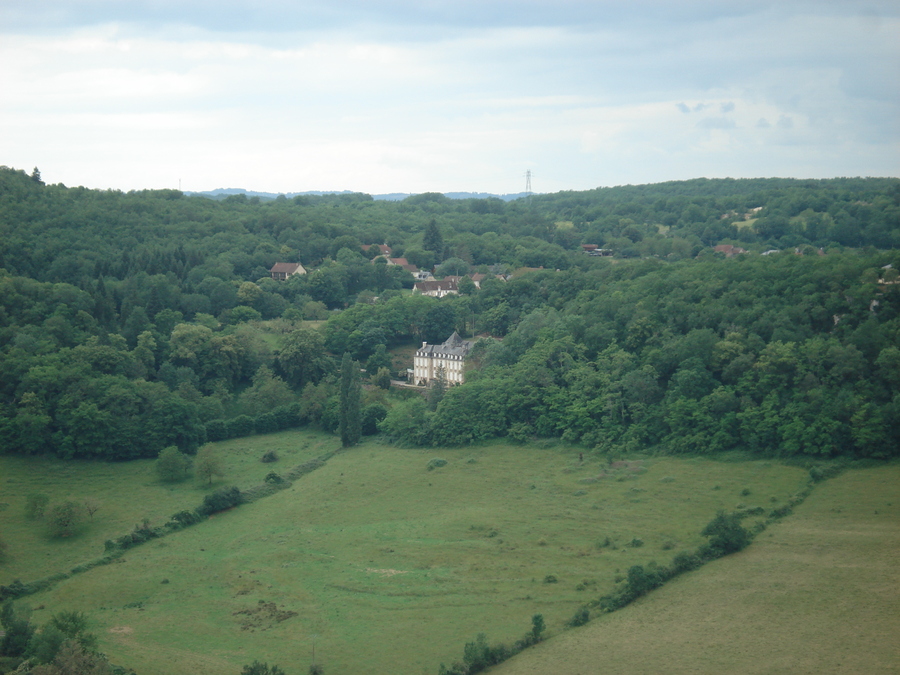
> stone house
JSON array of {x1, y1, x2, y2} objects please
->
[{"x1": 413, "y1": 331, "x2": 472, "y2": 386}]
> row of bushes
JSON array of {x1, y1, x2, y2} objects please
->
[
  {"x1": 438, "y1": 615, "x2": 546, "y2": 675},
  {"x1": 205, "y1": 405, "x2": 304, "y2": 442},
  {"x1": 432, "y1": 464, "x2": 838, "y2": 674},
  {"x1": 204, "y1": 403, "x2": 387, "y2": 443},
  {"x1": 568, "y1": 465, "x2": 831, "y2": 626}
]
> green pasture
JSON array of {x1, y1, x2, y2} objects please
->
[
  {"x1": 2, "y1": 433, "x2": 812, "y2": 675},
  {"x1": 493, "y1": 464, "x2": 900, "y2": 675},
  {"x1": 0, "y1": 430, "x2": 338, "y2": 582}
]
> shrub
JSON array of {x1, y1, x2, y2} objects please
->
[
  {"x1": 264, "y1": 472, "x2": 284, "y2": 485},
  {"x1": 427, "y1": 458, "x2": 448, "y2": 471},
  {"x1": 769, "y1": 504, "x2": 793, "y2": 519},
  {"x1": 155, "y1": 446, "x2": 192, "y2": 482},
  {"x1": 567, "y1": 607, "x2": 590, "y2": 627},
  {"x1": 227, "y1": 415, "x2": 256, "y2": 439},
  {"x1": 255, "y1": 413, "x2": 279, "y2": 435},
  {"x1": 272, "y1": 404, "x2": 301, "y2": 430},
  {"x1": 361, "y1": 403, "x2": 388, "y2": 435},
  {"x1": 629, "y1": 537, "x2": 644, "y2": 548},
  {"x1": 700, "y1": 511, "x2": 751, "y2": 558},
  {"x1": 260, "y1": 450, "x2": 279, "y2": 463},
  {"x1": 543, "y1": 575, "x2": 558, "y2": 584},
  {"x1": 241, "y1": 661, "x2": 286, "y2": 675},
  {"x1": 670, "y1": 551, "x2": 702, "y2": 574},
  {"x1": 809, "y1": 464, "x2": 842, "y2": 483},
  {"x1": 47, "y1": 501, "x2": 82, "y2": 538},
  {"x1": 197, "y1": 486, "x2": 244, "y2": 516},
  {"x1": 170, "y1": 510, "x2": 202, "y2": 527}
]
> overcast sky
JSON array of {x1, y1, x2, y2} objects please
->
[{"x1": 1, "y1": 0, "x2": 897, "y2": 195}]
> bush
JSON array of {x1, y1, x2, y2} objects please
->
[
  {"x1": 427, "y1": 458, "x2": 448, "y2": 471},
  {"x1": 255, "y1": 413, "x2": 279, "y2": 435},
  {"x1": 700, "y1": 511, "x2": 751, "y2": 558},
  {"x1": 170, "y1": 510, "x2": 202, "y2": 528},
  {"x1": 567, "y1": 607, "x2": 590, "y2": 627},
  {"x1": 260, "y1": 450, "x2": 279, "y2": 463},
  {"x1": 264, "y1": 472, "x2": 284, "y2": 485},
  {"x1": 272, "y1": 404, "x2": 302, "y2": 430},
  {"x1": 670, "y1": 551, "x2": 702, "y2": 574},
  {"x1": 197, "y1": 486, "x2": 243, "y2": 516},
  {"x1": 227, "y1": 415, "x2": 256, "y2": 439},
  {"x1": 241, "y1": 661, "x2": 286, "y2": 675},
  {"x1": 47, "y1": 501, "x2": 82, "y2": 538},
  {"x1": 155, "y1": 446, "x2": 192, "y2": 482},
  {"x1": 361, "y1": 403, "x2": 388, "y2": 435}
]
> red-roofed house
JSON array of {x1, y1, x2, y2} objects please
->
[{"x1": 362, "y1": 244, "x2": 393, "y2": 257}]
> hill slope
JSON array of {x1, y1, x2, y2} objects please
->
[{"x1": 492, "y1": 464, "x2": 900, "y2": 675}]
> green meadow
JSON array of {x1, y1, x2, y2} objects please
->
[
  {"x1": 493, "y1": 464, "x2": 900, "y2": 675},
  {"x1": 1, "y1": 431, "x2": 816, "y2": 674}
]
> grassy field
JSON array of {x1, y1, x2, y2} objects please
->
[
  {"x1": 0, "y1": 430, "x2": 339, "y2": 583},
  {"x1": 1, "y1": 434, "x2": 813, "y2": 675},
  {"x1": 492, "y1": 464, "x2": 900, "y2": 675}
]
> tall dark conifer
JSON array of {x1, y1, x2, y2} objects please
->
[
  {"x1": 339, "y1": 352, "x2": 362, "y2": 447},
  {"x1": 423, "y1": 218, "x2": 443, "y2": 255}
]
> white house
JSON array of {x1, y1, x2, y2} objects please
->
[
  {"x1": 413, "y1": 279, "x2": 458, "y2": 298},
  {"x1": 413, "y1": 331, "x2": 472, "y2": 386}
]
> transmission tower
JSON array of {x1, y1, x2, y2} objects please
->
[{"x1": 524, "y1": 169, "x2": 533, "y2": 197}]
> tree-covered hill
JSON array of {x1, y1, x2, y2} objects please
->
[{"x1": 0, "y1": 166, "x2": 897, "y2": 460}]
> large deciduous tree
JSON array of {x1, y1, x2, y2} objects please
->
[{"x1": 277, "y1": 328, "x2": 330, "y2": 390}]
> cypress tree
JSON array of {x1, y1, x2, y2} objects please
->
[
  {"x1": 339, "y1": 352, "x2": 362, "y2": 447},
  {"x1": 423, "y1": 218, "x2": 444, "y2": 255}
]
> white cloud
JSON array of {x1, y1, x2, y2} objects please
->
[{"x1": 1, "y1": 2, "x2": 897, "y2": 193}]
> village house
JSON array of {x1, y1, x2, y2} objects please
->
[
  {"x1": 412, "y1": 331, "x2": 472, "y2": 386},
  {"x1": 269, "y1": 262, "x2": 307, "y2": 281},
  {"x1": 713, "y1": 244, "x2": 748, "y2": 257},
  {"x1": 361, "y1": 244, "x2": 392, "y2": 257},
  {"x1": 413, "y1": 278, "x2": 458, "y2": 297}
]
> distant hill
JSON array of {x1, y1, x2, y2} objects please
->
[{"x1": 185, "y1": 188, "x2": 531, "y2": 202}]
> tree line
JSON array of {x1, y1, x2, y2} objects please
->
[{"x1": 0, "y1": 165, "x2": 898, "y2": 461}]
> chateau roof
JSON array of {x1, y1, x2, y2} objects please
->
[{"x1": 418, "y1": 331, "x2": 472, "y2": 358}]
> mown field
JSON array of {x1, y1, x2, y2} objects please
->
[
  {"x1": 2, "y1": 433, "x2": 814, "y2": 674},
  {"x1": 493, "y1": 464, "x2": 900, "y2": 675}
]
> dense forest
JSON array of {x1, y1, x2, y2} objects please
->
[{"x1": 1, "y1": 166, "x2": 898, "y2": 460}]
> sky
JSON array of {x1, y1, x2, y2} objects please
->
[{"x1": 1, "y1": 1, "x2": 898, "y2": 195}]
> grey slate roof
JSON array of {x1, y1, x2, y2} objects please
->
[{"x1": 417, "y1": 331, "x2": 472, "y2": 358}]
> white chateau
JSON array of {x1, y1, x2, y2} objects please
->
[{"x1": 413, "y1": 331, "x2": 472, "y2": 386}]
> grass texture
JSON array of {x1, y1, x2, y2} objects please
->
[
  {"x1": 1, "y1": 435, "x2": 812, "y2": 674},
  {"x1": 492, "y1": 464, "x2": 900, "y2": 675}
]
